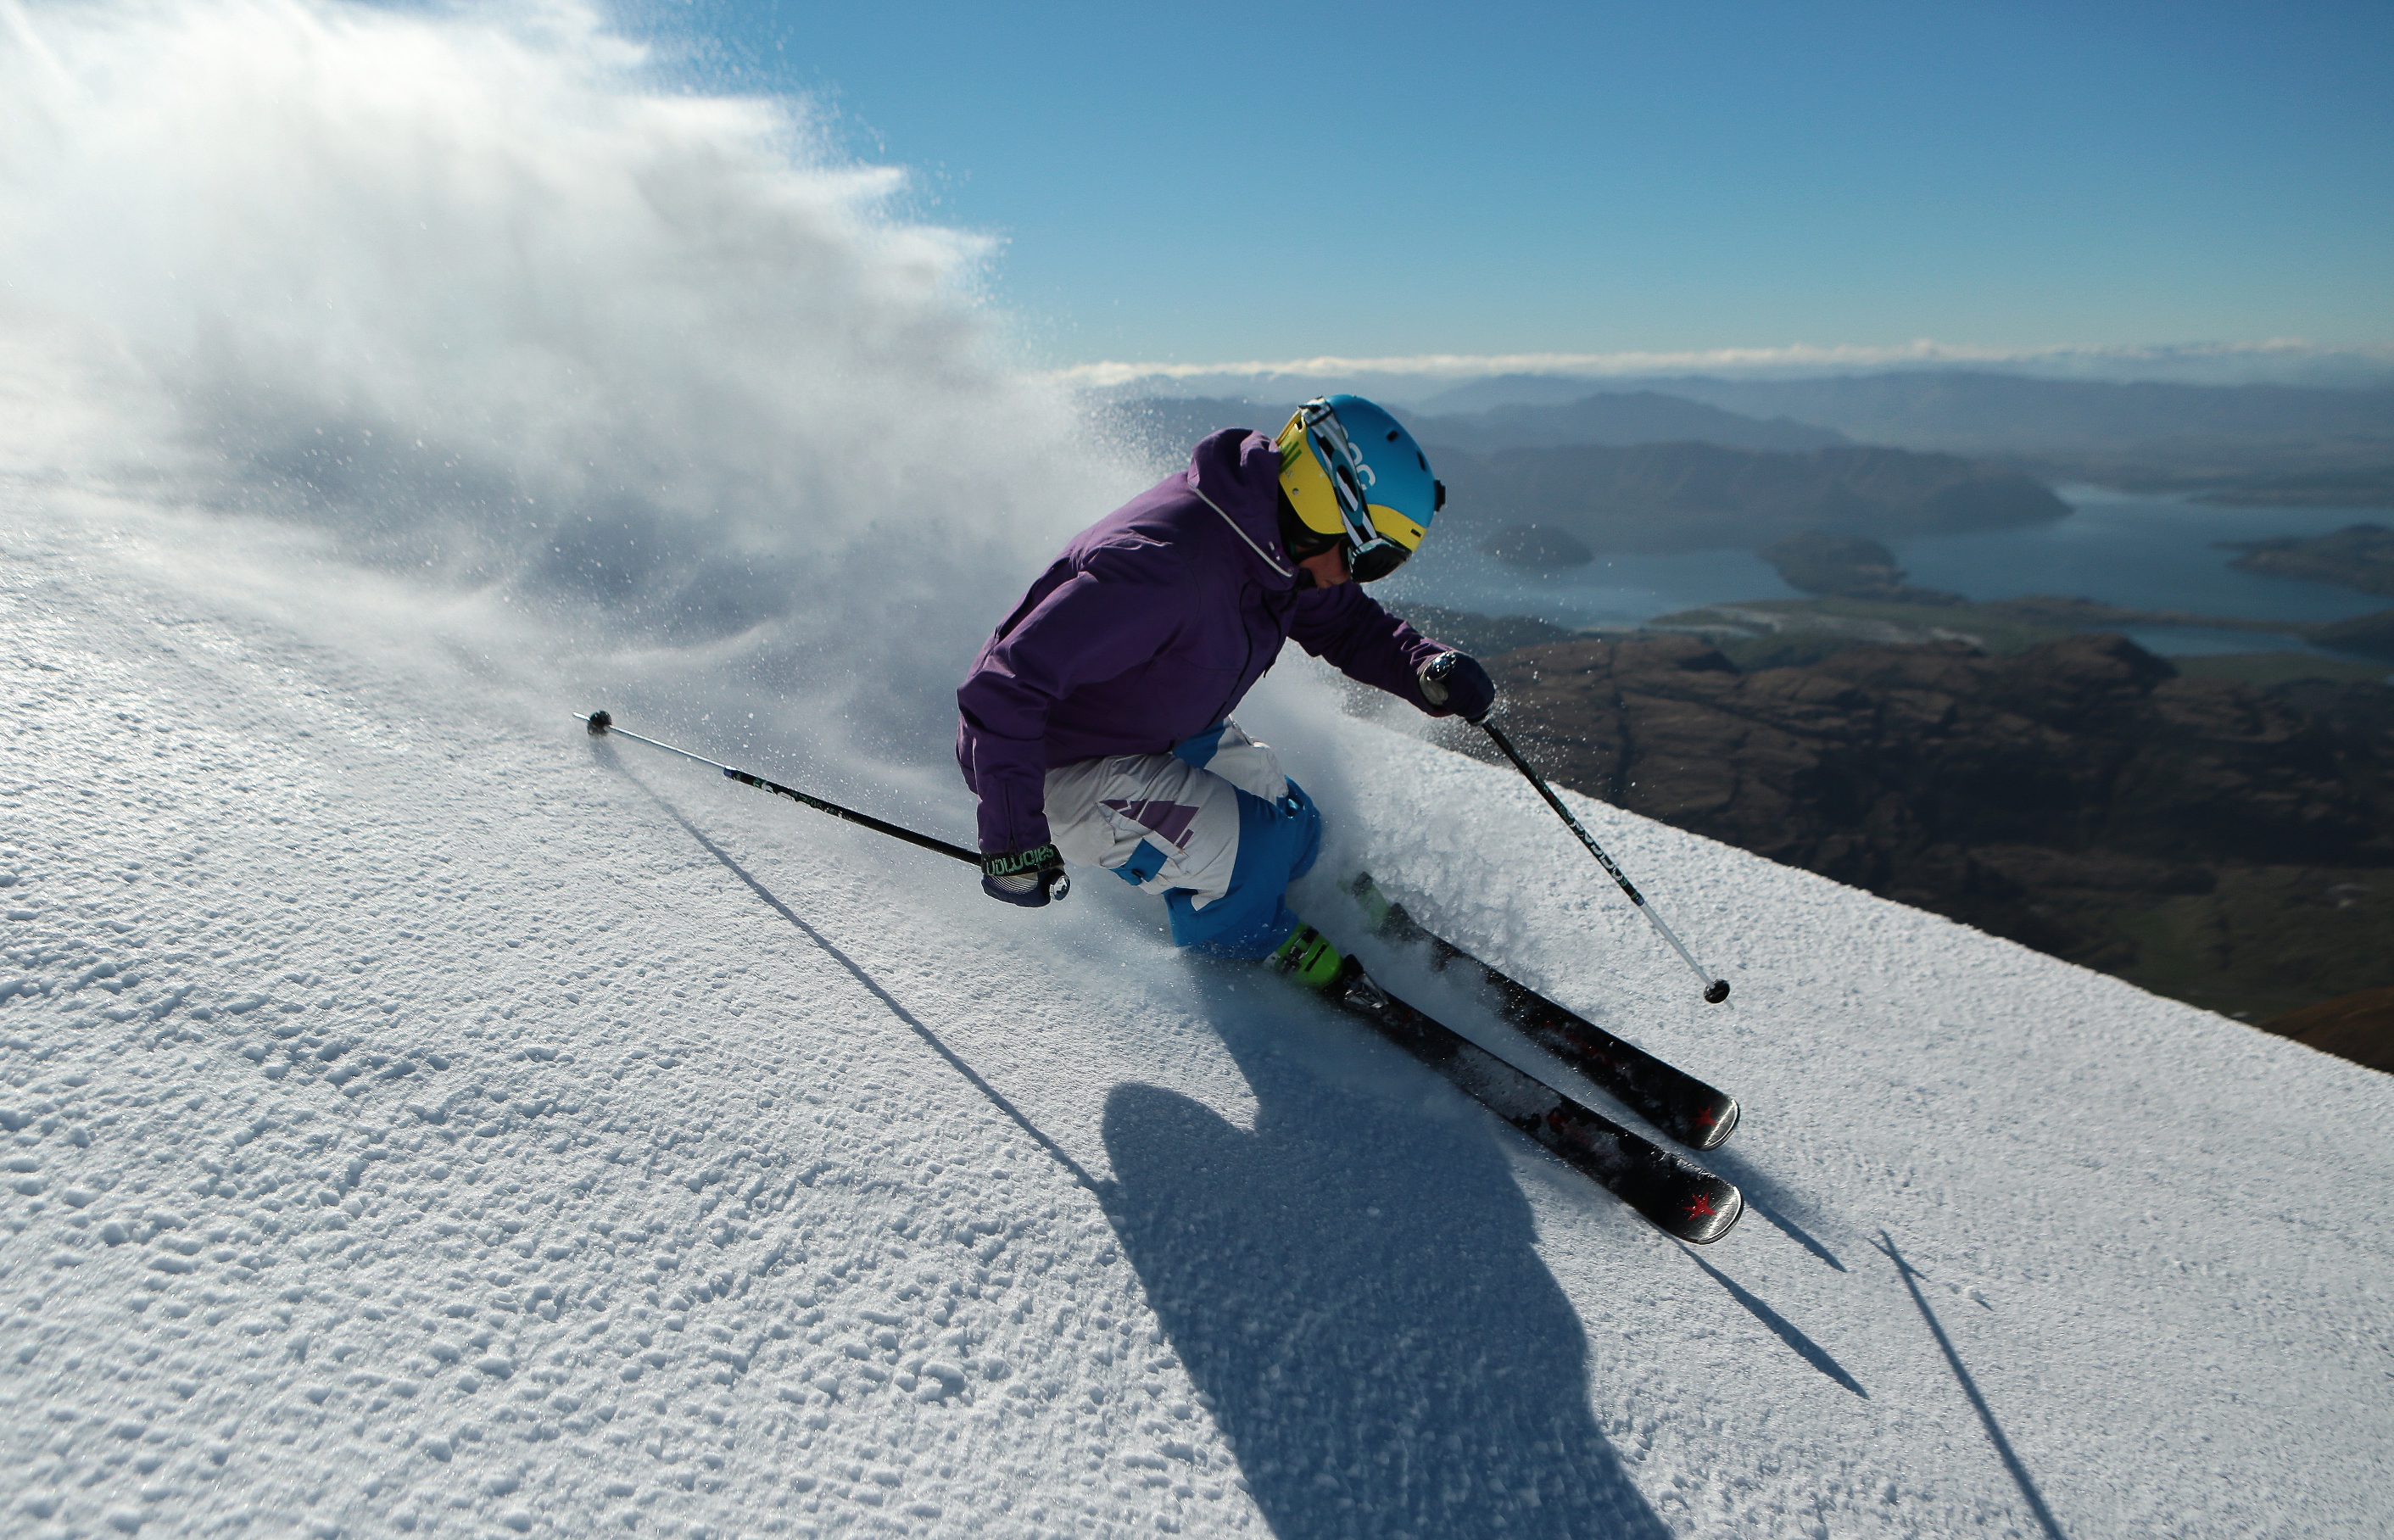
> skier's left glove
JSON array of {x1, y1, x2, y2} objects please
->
[
  {"x1": 981, "y1": 844, "x2": 1069, "y2": 907},
  {"x1": 1419, "y1": 651, "x2": 1496, "y2": 723}
]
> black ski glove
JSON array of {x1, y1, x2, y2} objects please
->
[
  {"x1": 981, "y1": 844, "x2": 1069, "y2": 907},
  {"x1": 1419, "y1": 651, "x2": 1497, "y2": 723}
]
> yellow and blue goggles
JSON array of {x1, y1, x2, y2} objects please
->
[{"x1": 1275, "y1": 397, "x2": 1440, "y2": 583}]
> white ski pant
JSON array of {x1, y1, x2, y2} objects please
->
[{"x1": 1042, "y1": 723, "x2": 1322, "y2": 958}]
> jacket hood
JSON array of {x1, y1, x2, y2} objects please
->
[{"x1": 1186, "y1": 427, "x2": 1298, "y2": 588}]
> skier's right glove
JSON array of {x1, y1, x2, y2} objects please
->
[
  {"x1": 981, "y1": 844, "x2": 1069, "y2": 907},
  {"x1": 1419, "y1": 650, "x2": 1497, "y2": 723}
]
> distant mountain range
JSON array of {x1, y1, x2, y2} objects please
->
[
  {"x1": 1435, "y1": 442, "x2": 2068, "y2": 554},
  {"x1": 1091, "y1": 389, "x2": 1850, "y2": 466},
  {"x1": 1088, "y1": 393, "x2": 2066, "y2": 552},
  {"x1": 1400, "y1": 391, "x2": 1846, "y2": 454},
  {"x1": 1643, "y1": 371, "x2": 2394, "y2": 453},
  {"x1": 1421, "y1": 371, "x2": 2394, "y2": 499},
  {"x1": 1085, "y1": 369, "x2": 2393, "y2": 552},
  {"x1": 1415, "y1": 373, "x2": 1677, "y2": 414}
]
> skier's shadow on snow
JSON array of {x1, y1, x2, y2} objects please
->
[{"x1": 1102, "y1": 975, "x2": 1672, "y2": 1540}]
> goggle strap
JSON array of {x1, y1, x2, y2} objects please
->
[
  {"x1": 1303, "y1": 410, "x2": 1380, "y2": 549},
  {"x1": 1292, "y1": 398, "x2": 1424, "y2": 582}
]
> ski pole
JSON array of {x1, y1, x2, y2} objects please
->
[
  {"x1": 574, "y1": 710, "x2": 1045, "y2": 887},
  {"x1": 1424, "y1": 662, "x2": 1728, "y2": 1003},
  {"x1": 1478, "y1": 717, "x2": 1727, "y2": 1003}
]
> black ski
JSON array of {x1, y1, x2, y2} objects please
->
[
  {"x1": 1348, "y1": 873, "x2": 1741, "y2": 1152},
  {"x1": 1308, "y1": 953, "x2": 1742, "y2": 1244}
]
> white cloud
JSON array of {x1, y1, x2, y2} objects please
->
[{"x1": 1049, "y1": 338, "x2": 2394, "y2": 391}]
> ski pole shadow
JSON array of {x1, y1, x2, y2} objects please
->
[
  {"x1": 599, "y1": 746, "x2": 1099, "y2": 1193},
  {"x1": 1694, "y1": 1147, "x2": 1847, "y2": 1272},
  {"x1": 1101, "y1": 968, "x2": 1671, "y2": 1540},
  {"x1": 1873, "y1": 1230, "x2": 2069, "y2": 1540},
  {"x1": 1677, "y1": 1245, "x2": 1867, "y2": 1398}
]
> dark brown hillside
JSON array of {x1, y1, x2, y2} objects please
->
[
  {"x1": 1465, "y1": 631, "x2": 2394, "y2": 1060},
  {"x1": 2260, "y1": 988, "x2": 2394, "y2": 1074}
]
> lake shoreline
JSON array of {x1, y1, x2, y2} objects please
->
[{"x1": 1381, "y1": 487, "x2": 2394, "y2": 647}]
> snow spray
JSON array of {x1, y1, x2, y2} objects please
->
[
  {"x1": 0, "y1": 0, "x2": 1123, "y2": 763},
  {"x1": 1, "y1": 0, "x2": 1707, "y2": 1015}
]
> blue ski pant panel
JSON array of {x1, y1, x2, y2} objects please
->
[
  {"x1": 1165, "y1": 779, "x2": 1320, "y2": 958},
  {"x1": 1041, "y1": 722, "x2": 1321, "y2": 960}
]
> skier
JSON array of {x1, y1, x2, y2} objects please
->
[{"x1": 956, "y1": 395, "x2": 1497, "y2": 985}]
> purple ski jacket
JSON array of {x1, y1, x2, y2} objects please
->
[{"x1": 957, "y1": 427, "x2": 1455, "y2": 854}]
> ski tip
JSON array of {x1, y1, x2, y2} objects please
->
[
  {"x1": 1691, "y1": 1097, "x2": 1741, "y2": 1152},
  {"x1": 1674, "y1": 1180, "x2": 1744, "y2": 1245},
  {"x1": 584, "y1": 709, "x2": 612, "y2": 737},
  {"x1": 1703, "y1": 979, "x2": 1730, "y2": 1004}
]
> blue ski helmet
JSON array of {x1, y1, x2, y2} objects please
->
[{"x1": 1275, "y1": 395, "x2": 1445, "y2": 582}]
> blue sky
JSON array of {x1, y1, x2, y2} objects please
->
[{"x1": 622, "y1": 1, "x2": 2393, "y2": 371}]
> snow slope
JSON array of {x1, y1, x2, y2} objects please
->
[
  {"x1": 4, "y1": 4, "x2": 2392, "y2": 1537},
  {"x1": 9, "y1": 483, "x2": 2394, "y2": 1539}
]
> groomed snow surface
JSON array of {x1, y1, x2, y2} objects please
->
[
  {"x1": 4, "y1": 3, "x2": 2392, "y2": 1532},
  {"x1": 7, "y1": 493, "x2": 2393, "y2": 1540}
]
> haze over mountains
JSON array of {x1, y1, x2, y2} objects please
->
[
  {"x1": 1632, "y1": 372, "x2": 2394, "y2": 451},
  {"x1": 1095, "y1": 388, "x2": 1846, "y2": 462},
  {"x1": 1091, "y1": 388, "x2": 2068, "y2": 555},
  {"x1": 1409, "y1": 371, "x2": 2394, "y2": 499},
  {"x1": 1090, "y1": 369, "x2": 2394, "y2": 544},
  {"x1": 1641, "y1": 373, "x2": 2394, "y2": 491},
  {"x1": 1399, "y1": 392, "x2": 1849, "y2": 455},
  {"x1": 1435, "y1": 443, "x2": 2067, "y2": 555}
]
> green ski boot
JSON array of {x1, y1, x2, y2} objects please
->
[{"x1": 1270, "y1": 924, "x2": 1345, "y2": 990}]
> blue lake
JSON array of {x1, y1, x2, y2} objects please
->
[{"x1": 1381, "y1": 488, "x2": 2388, "y2": 658}]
